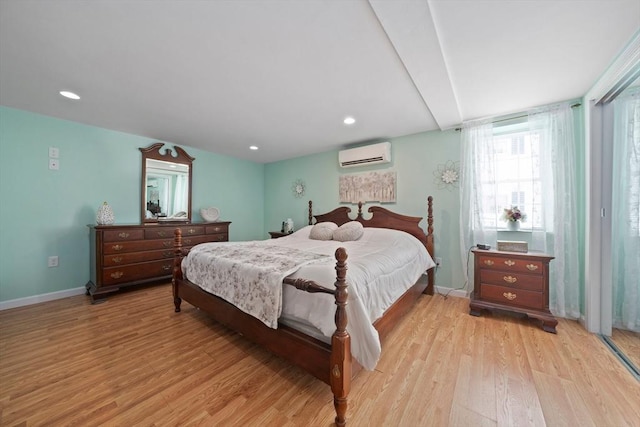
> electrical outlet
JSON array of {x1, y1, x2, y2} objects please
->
[
  {"x1": 49, "y1": 147, "x2": 59, "y2": 158},
  {"x1": 435, "y1": 257, "x2": 442, "y2": 266},
  {"x1": 48, "y1": 256, "x2": 58, "y2": 267},
  {"x1": 49, "y1": 159, "x2": 59, "y2": 170}
]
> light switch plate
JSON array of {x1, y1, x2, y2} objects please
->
[
  {"x1": 49, "y1": 159, "x2": 59, "y2": 170},
  {"x1": 49, "y1": 147, "x2": 59, "y2": 158}
]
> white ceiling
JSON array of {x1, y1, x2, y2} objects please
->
[{"x1": 1, "y1": 0, "x2": 639, "y2": 163}]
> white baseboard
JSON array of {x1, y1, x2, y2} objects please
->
[
  {"x1": 433, "y1": 286, "x2": 470, "y2": 299},
  {"x1": 1, "y1": 284, "x2": 471, "y2": 310},
  {"x1": 0, "y1": 286, "x2": 86, "y2": 311}
]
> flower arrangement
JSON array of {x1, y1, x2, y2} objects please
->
[{"x1": 501, "y1": 206, "x2": 526, "y2": 223}]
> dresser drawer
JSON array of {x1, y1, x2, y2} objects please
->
[
  {"x1": 480, "y1": 284, "x2": 543, "y2": 310},
  {"x1": 102, "y1": 259, "x2": 174, "y2": 285},
  {"x1": 202, "y1": 233, "x2": 228, "y2": 243},
  {"x1": 144, "y1": 226, "x2": 205, "y2": 239},
  {"x1": 103, "y1": 248, "x2": 176, "y2": 266},
  {"x1": 180, "y1": 235, "x2": 220, "y2": 246},
  {"x1": 479, "y1": 270, "x2": 544, "y2": 291},
  {"x1": 103, "y1": 239, "x2": 174, "y2": 254},
  {"x1": 103, "y1": 229, "x2": 145, "y2": 242},
  {"x1": 476, "y1": 255, "x2": 544, "y2": 275},
  {"x1": 206, "y1": 224, "x2": 229, "y2": 234}
]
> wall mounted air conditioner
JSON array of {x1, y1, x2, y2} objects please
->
[{"x1": 338, "y1": 142, "x2": 391, "y2": 168}]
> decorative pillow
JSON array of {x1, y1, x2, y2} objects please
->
[
  {"x1": 309, "y1": 222, "x2": 338, "y2": 240},
  {"x1": 333, "y1": 221, "x2": 364, "y2": 242}
]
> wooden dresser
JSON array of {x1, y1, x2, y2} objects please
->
[
  {"x1": 87, "y1": 221, "x2": 230, "y2": 302},
  {"x1": 469, "y1": 249, "x2": 557, "y2": 333}
]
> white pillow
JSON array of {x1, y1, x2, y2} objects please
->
[
  {"x1": 333, "y1": 221, "x2": 364, "y2": 242},
  {"x1": 309, "y1": 222, "x2": 338, "y2": 240}
]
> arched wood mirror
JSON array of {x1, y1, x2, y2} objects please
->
[{"x1": 140, "y1": 143, "x2": 194, "y2": 223}]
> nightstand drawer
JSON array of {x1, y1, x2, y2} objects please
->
[
  {"x1": 480, "y1": 284, "x2": 543, "y2": 310},
  {"x1": 480, "y1": 270, "x2": 544, "y2": 291},
  {"x1": 477, "y1": 255, "x2": 544, "y2": 275}
]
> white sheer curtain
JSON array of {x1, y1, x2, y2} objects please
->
[
  {"x1": 460, "y1": 103, "x2": 580, "y2": 318},
  {"x1": 612, "y1": 87, "x2": 640, "y2": 332},
  {"x1": 528, "y1": 103, "x2": 580, "y2": 319},
  {"x1": 173, "y1": 174, "x2": 188, "y2": 214},
  {"x1": 459, "y1": 120, "x2": 497, "y2": 279}
]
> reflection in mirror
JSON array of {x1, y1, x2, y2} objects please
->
[
  {"x1": 146, "y1": 159, "x2": 189, "y2": 219},
  {"x1": 140, "y1": 143, "x2": 194, "y2": 223}
]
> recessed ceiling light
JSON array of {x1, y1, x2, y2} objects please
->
[
  {"x1": 343, "y1": 116, "x2": 356, "y2": 125},
  {"x1": 249, "y1": 145, "x2": 259, "y2": 150},
  {"x1": 59, "y1": 91, "x2": 80, "y2": 100}
]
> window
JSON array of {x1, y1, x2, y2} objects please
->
[
  {"x1": 460, "y1": 102, "x2": 580, "y2": 318},
  {"x1": 481, "y1": 123, "x2": 543, "y2": 229}
]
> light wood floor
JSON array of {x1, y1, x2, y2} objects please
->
[{"x1": 1, "y1": 283, "x2": 639, "y2": 426}]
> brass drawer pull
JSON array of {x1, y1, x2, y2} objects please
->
[
  {"x1": 112, "y1": 244, "x2": 124, "y2": 251},
  {"x1": 526, "y1": 264, "x2": 538, "y2": 271},
  {"x1": 118, "y1": 232, "x2": 130, "y2": 239},
  {"x1": 504, "y1": 260, "x2": 516, "y2": 266},
  {"x1": 183, "y1": 239, "x2": 192, "y2": 245},
  {"x1": 163, "y1": 251, "x2": 173, "y2": 258},
  {"x1": 503, "y1": 275, "x2": 517, "y2": 283},
  {"x1": 484, "y1": 260, "x2": 494, "y2": 266},
  {"x1": 156, "y1": 231, "x2": 167, "y2": 237},
  {"x1": 212, "y1": 227, "x2": 222, "y2": 232},
  {"x1": 188, "y1": 228, "x2": 197, "y2": 235},
  {"x1": 503, "y1": 292, "x2": 517, "y2": 300},
  {"x1": 111, "y1": 256, "x2": 123, "y2": 263},
  {"x1": 162, "y1": 265, "x2": 172, "y2": 271},
  {"x1": 110, "y1": 271, "x2": 124, "y2": 279}
]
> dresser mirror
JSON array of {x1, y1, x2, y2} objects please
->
[{"x1": 140, "y1": 143, "x2": 194, "y2": 223}]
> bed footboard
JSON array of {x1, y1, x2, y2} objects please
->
[{"x1": 172, "y1": 229, "x2": 353, "y2": 426}]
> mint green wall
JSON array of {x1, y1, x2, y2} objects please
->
[
  {"x1": 0, "y1": 104, "x2": 588, "y2": 303},
  {"x1": 265, "y1": 130, "x2": 466, "y2": 290},
  {"x1": 0, "y1": 107, "x2": 264, "y2": 302}
]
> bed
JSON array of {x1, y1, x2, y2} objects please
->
[{"x1": 172, "y1": 197, "x2": 436, "y2": 426}]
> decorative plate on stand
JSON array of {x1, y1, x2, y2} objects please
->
[{"x1": 200, "y1": 207, "x2": 220, "y2": 222}]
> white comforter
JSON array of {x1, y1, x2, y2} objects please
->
[{"x1": 184, "y1": 226, "x2": 435, "y2": 370}]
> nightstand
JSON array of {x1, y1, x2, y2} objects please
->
[
  {"x1": 469, "y1": 249, "x2": 558, "y2": 333},
  {"x1": 268, "y1": 231, "x2": 290, "y2": 239}
]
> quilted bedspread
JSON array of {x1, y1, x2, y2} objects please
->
[{"x1": 182, "y1": 241, "x2": 332, "y2": 328}]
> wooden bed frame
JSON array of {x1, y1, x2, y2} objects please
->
[{"x1": 172, "y1": 196, "x2": 435, "y2": 426}]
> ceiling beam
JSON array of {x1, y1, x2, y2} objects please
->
[{"x1": 368, "y1": 0, "x2": 462, "y2": 130}]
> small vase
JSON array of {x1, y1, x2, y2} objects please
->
[
  {"x1": 507, "y1": 221, "x2": 520, "y2": 231},
  {"x1": 96, "y1": 201, "x2": 115, "y2": 225},
  {"x1": 284, "y1": 218, "x2": 294, "y2": 233}
]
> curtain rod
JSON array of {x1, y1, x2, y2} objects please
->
[{"x1": 454, "y1": 102, "x2": 582, "y2": 132}]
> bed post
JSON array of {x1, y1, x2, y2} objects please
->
[
  {"x1": 425, "y1": 196, "x2": 435, "y2": 295},
  {"x1": 308, "y1": 200, "x2": 313, "y2": 225},
  {"x1": 173, "y1": 228, "x2": 183, "y2": 312},
  {"x1": 331, "y1": 247, "x2": 351, "y2": 426}
]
